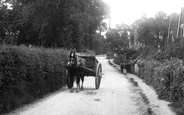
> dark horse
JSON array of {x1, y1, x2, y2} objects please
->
[{"x1": 67, "y1": 50, "x2": 85, "y2": 93}]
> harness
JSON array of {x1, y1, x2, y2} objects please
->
[{"x1": 67, "y1": 51, "x2": 86, "y2": 67}]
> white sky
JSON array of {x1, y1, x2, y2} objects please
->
[{"x1": 103, "y1": 0, "x2": 184, "y2": 27}]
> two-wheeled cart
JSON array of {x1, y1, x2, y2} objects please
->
[{"x1": 66, "y1": 52, "x2": 102, "y2": 89}]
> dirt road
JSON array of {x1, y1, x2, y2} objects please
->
[{"x1": 7, "y1": 56, "x2": 175, "y2": 115}]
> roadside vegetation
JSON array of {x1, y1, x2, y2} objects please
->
[
  {"x1": 138, "y1": 39, "x2": 184, "y2": 115},
  {"x1": 0, "y1": 44, "x2": 68, "y2": 114},
  {"x1": 110, "y1": 12, "x2": 184, "y2": 115},
  {"x1": 112, "y1": 41, "x2": 184, "y2": 115}
]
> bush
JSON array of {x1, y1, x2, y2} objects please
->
[
  {"x1": 0, "y1": 44, "x2": 68, "y2": 114},
  {"x1": 106, "y1": 51, "x2": 115, "y2": 59},
  {"x1": 139, "y1": 59, "x2": 160, "y2": 80},
  {"x1": 138, "y1": 58, "x2": 184, "y2": 115}
]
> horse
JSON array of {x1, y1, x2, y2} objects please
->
[{"x1": 67, "y1": 50, "x2": 85, "y2": 93}]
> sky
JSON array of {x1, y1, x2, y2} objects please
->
[{"x1": 102, "y1": 0, "x2": 184, "y2": 27}]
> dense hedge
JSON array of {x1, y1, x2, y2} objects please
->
[
  {"x1": 106, "y1": 51, "x2": 115, "y2": 59},
  {"x1": 0, "y1": 45, "x2": 68, "y2": 114},
  {"x1": 138, "y1": 58, "x2": 184, "y2": 115},
  {"x1": 137, "y1": 39, "x2": 184, "y2": 115},
  {"x1": 112, "y1": 40, "x2": 184, "y2": 115}
]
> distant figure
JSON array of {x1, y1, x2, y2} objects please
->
[
  {"x1": 134, "y1": 57, "x2": 141, "y2": 76},
  {"x1": 180, "y1": 56, "x2": 183, "y2": 66},
  {"x1": 134, "y1": 63, "x2": 139, "y2": 76},
  {"x1": 120, "y1": 53, "x2": 128, "y2": 74}
]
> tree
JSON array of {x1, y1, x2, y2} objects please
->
[
  {"x1": 116, "y1": 23, "x2": 131, "y2": 48},
  {"x1": 132, "y1": 12, "x2": 169, "y2": 50},
  {"x1": 0, "y1": 0, "x2": 110, "y2": 51}
]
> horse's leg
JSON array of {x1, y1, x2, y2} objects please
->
[
  {"x1": 70, "y1": 75, "x2": 74, "y2": 93},
  {"x1": 76, "y1": 75, "x2": 80, "y2": 93},
  {"x1": 80, "y1": 76, "x2": 84, "y2": 90}
]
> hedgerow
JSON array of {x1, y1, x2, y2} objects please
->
[
  {"x1": 106, "y1": 51, "x2": 115, "y2": 59},
  {"x1": 113, "y1": 38, "x2": 184, "y2": 115},
  {"x1": 138, "y1": 41, "x2": 184, "y2": 115},
  {"x1": 139, "y1": 58, "x2": 184, "y2": 115},
  {"x1": 0, "y1": 44, "x2": 68, "y2": 114}
]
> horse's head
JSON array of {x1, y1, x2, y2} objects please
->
[{"x1": 69, "y1": 50, "x2": 77, "y2": 66}]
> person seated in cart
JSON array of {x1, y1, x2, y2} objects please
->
[{"x1": 77, "y1": 55, "x2": 86, "y2": 66}]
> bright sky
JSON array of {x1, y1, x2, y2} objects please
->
[{"x1": 103, "y1": 0, "x2": 184, "y2": 27}]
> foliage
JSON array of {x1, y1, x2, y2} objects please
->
[
  {"x1": 152, "y1": 37, "x2": 184, "y2": 62},
  {"x1": 106, "y1": 23, "x2": 131, "y2": 51},
  {"x1": 138, "y1": 58, "x2": 184, "y2": 115},
  {"x1": 132, "y1": 12, "x2": 169, "y2": 50},
  {"x1": 0, "y1": 44, "x2": 68, "y2": 114},
  {"x1": 135, "y1": 36, "x2": 184, "y2": 115},
  {"x1": 106, "y1": 51, "x2": 115, "y2": 59},
  {"x1": 0, "y1": 0, "x2": 110, "y2": 51},
  {"x1": 93, "y1": 33, "x2": 110, "y2": 55},
  {"x1": 114, "y1": 48, "x2": 138, "y2": 61},
  {"x1": 113, "y1": 48, "x2": 139, "y2": 69},
  {"x1": 129, "y1": 10, "x2": 184, "y2": 115}
]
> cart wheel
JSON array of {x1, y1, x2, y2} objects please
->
[
  {"x1": 66, "y1": 70, "x2": 72, "y2": 89},
  {"x1": 95, "y1": 63, "x2": 102, "y2": 89}
]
